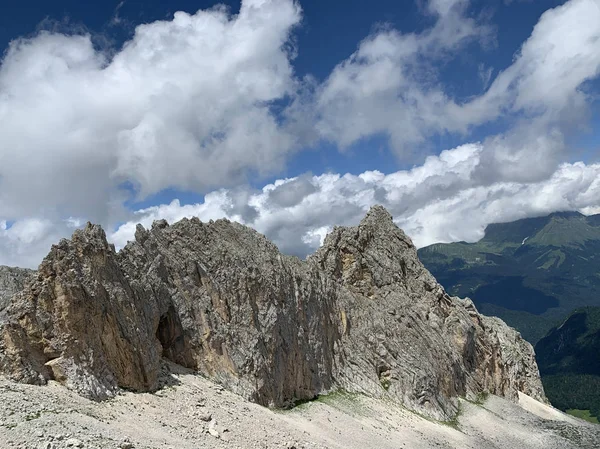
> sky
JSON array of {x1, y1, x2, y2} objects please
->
[{"x1": 0, "y1": 0, "x2": 599, "y2": 268}]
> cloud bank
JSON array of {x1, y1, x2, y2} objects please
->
[
  {"x1": 108, "y1": 148, "x2": 600, "y2": 258},
  {"x1": 0, "y1": 0, "x2": 301, "y2": 223},
  {"x1": 0, "y1": 0, "x2": 599, "y2": 267}
]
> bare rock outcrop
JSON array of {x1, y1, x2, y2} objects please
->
[
  {"x1": 308, "y1": 208, "x2": 546, "y2": 418},
  {"x1": 0, "y1": 266, "x2": 35, "y2": 312},
  {"x1": 0, "y1": 206, "x2": 546, "y2": 420}
]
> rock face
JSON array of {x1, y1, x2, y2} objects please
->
[
  {"x1": 0, "y1": 206, "x2": 546, "y2": 420},
  {"x1": 0, "y1": 266, "x2": 35, "y2": 312}
]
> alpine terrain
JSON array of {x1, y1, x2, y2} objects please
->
[
  {"x1": 0, "y1": 207, "x2": 597, "y2": 448},
  {"x1": 418, "y1": 212, "x2": 600, "y2": 344},
  {"x1": 535, "y1": 306, "x2": 600, "y2": 423}
]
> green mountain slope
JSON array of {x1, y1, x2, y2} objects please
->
[
  {"x1": 418, "y1": 212, "x2": 600, "y2": 343},
  {"x1": 535, "y1": 307, "x2": 600, "y2": 422}
]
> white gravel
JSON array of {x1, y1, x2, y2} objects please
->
[{"x1": 0, "y1": 363, "x2": 598, "y2": 449}]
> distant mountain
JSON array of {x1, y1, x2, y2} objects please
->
[
  {"x1": 418, "y1": 211, "x2": 600, "y2": 343},
  {"x1": 536, "y1": 307, "x2": 600, "y2": 376},
  {"x1": 535, "y1": 307, "x2": 600, "y2": 422}
]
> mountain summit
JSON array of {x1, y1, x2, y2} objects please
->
[
  {"x1": 419, "y1": 211, "x2": 600, "y2": 343},
  {"x1": 0, "y1": 206, "x2": 545, "y2": 421}
]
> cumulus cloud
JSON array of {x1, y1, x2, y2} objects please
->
[
  {"x1": 0, "y1": 218, "x2": 79, "y2": 267},
  {"x1": 463, "y1": 0, "x2": 600, "y2": 188},
  {"x1": 9, "y1": 143, "x2": 598, "y2": 268},
  {"x1": 316, "y1": 0, "x2": 600, "y2": 163},
  {"x1": 108, "y1": 148, "x2": 600, "y2": 257},
  {"x1": 1, "y1": 0, "x2": 599, "y2": 268},
  {"x1": 313, "y1": 0, "x2": 493, "y2": 155},
  {"x1": 0, "y1": 0, "x2": 301, "y2": 223},
  {"x1": 466, "y1": 0, "x2": 600, "y2": 123}
]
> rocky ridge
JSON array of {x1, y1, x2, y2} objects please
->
[{"x1": 0, "y1": 206, "x2": 545, "y2": 420}]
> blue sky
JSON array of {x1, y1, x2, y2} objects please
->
[
  {"x1": 2, "y1": 0, "x2": 587, "y2": 175},
  {"x1": 5, "y1": 0, "x2": 592, "y2": 176},
  {"x1": 0, "y1": 0, "x2": 599, "y2": 267}
]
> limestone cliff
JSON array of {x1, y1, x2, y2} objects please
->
[
  {"x1": 0, "y1": 206, "x2": 546, "y2": 420},
  {"x1": 0, "y1": 266, "x2": 34, "y2": 312}
]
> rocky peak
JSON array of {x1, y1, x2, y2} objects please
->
[
  {"x1": 0, "y1": 221, "x2": 162, "y2": 399},
  {"x1": 313, "y1": 205, "x2": 425, "y2": 295},
  {"x1": 0, "y1": 206, "x2": 546, "y2": 420}
]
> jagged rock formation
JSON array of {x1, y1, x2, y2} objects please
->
[
  {"x1": 0, "y1": 266, "x2": 34, "y2": 312},
  {"x1": 0, "y1": 206, "x2": 546, "y2": 420}
]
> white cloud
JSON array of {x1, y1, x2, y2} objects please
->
[
  {"x1": 4, "y1": 146, "x2": 600, "y2": 268},
  {"x1": 1, "y1": 0, "x2": 600, "y2": 268},
  {"x1": 0, "y1": 0, "x2": 301, "y2": 223},
  {"x1": 511, "y1": 0, "x2": 600, "y2": 113},
  {"x1": 316, "y1": 0, "x2": 600, "y2": 163},
  {"x1": 398, "y1": 161, "x2": 600, "y2": 246},
  {"x1": 5, "y1": 149, "x2": 599, "y2": 268},
  {"x1": 313, "y1": 0, "x2": 493, "y2": 155},
  {"x1": 110, "y1": 1, "x2": 126, "y2": 27},
  {"x1": 0, "y1": 218, "x2": 73, "y2": 267},
  {"x1": 109, "y1": 148, "x2": 600, "y2": 258},
  {"x1": 466, "y1": 0, "x2": 600, "y2": 123},
  {"x1": 478, "y1": 63, "x2": 493, "y2": 90}
]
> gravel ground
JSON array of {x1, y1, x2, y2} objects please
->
[{"x1": 1, "y1": 362, "x2": 598, "y2": 449}]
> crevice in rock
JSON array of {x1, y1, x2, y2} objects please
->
[
  {"x1": 377, "y1": 362, "x2": 392, "y2": 390},
  {"x1": 156, "y1": 306, "x2": 196, "y2": 369}
]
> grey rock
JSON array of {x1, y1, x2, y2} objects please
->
[
  {"x1": 309, "y1": 207, "x2": 546, "y2": 418},
  {"x1": 208, "y1": 419, "x2": 220, "y2": 438},
  {"x1": 198, "y1": 412, "x2": 212, "y2": 422},
  {"x1": 0, "y1": 206, "x2": 546, "y2": 420},
  {"x1": 38, "y1": 443, "x2": 56, "y2": 449},
  {"x1": 0, "y1": 266, "x2": 34, "y2": 312},
  {"x1": 0, "y1": 226, "x2": 161, "y2": 398}
]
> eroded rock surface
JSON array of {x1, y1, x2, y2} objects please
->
[
  {"x1": 0, "y1": 266, "x2": 34, "y2": 312},
  {"x1": 0, "y1": 206, "x2": 546, "y2": 420}
]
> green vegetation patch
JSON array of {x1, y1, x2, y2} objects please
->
[
  {"x1": 566, "y1": 409, "x2": 599, "y2": 424},
  {"x1": 419, "y1": 212, "x2": 600, "y2": 347},
  {"x1": 542, "y1": 374, "x2": 600, "y2": 422}
]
